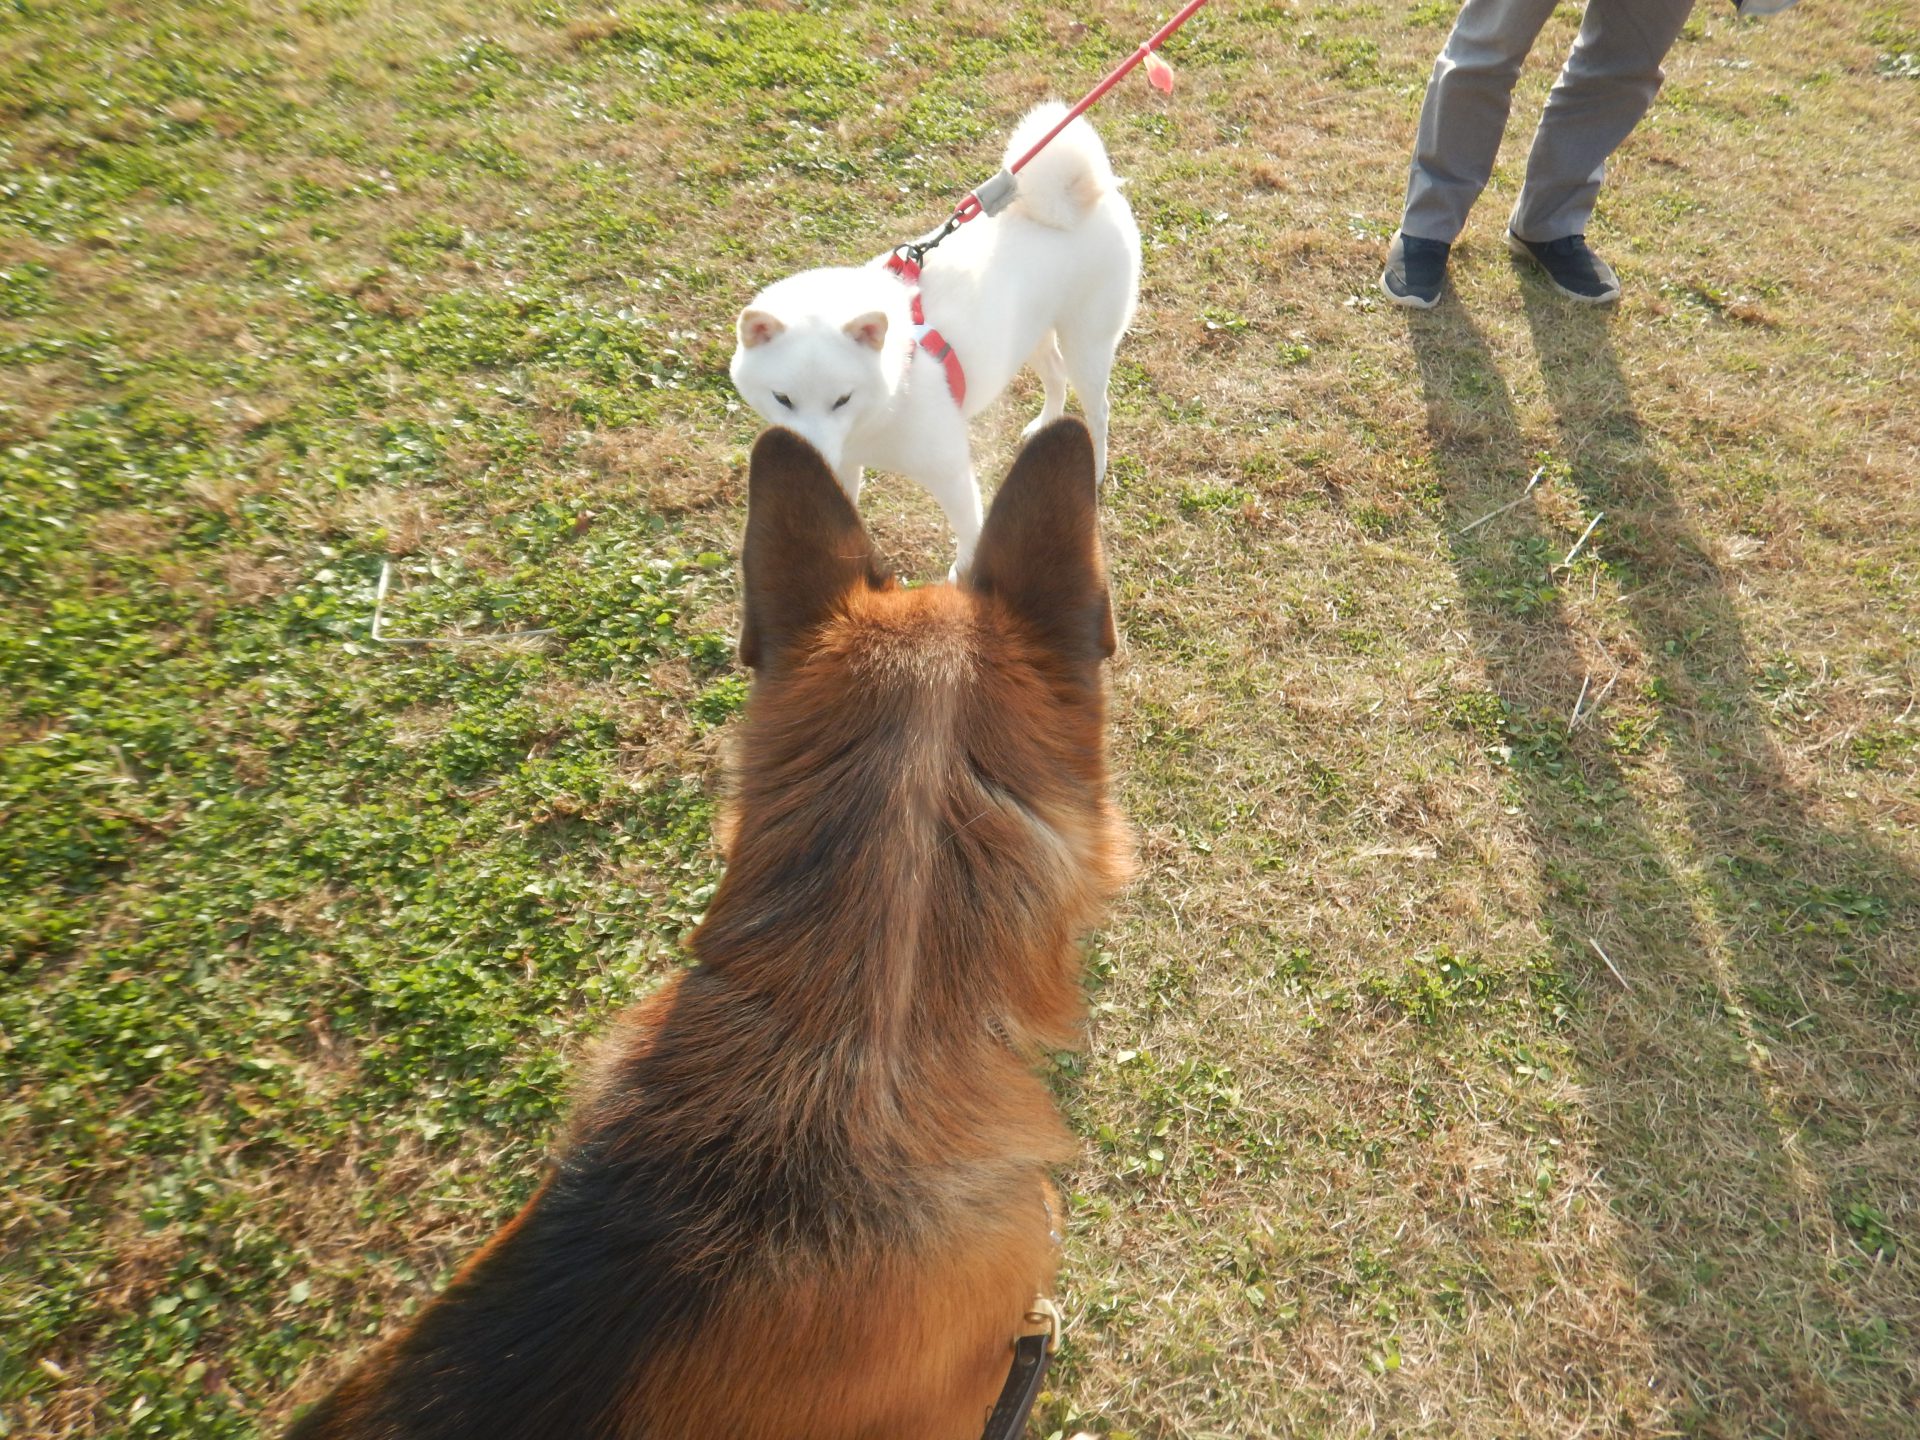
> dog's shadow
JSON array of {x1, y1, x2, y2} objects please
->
[{"x1": 1407, "y1": 291, "x2": 1920, "y2": 1427}]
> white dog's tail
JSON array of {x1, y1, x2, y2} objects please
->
[{"x1": 1001, "y1": 102, "x2": 1121, "y2": 231}]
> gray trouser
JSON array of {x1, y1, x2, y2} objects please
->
[{"x1": 1402, "y1": 0, "x2": 1697, "y2": 243}]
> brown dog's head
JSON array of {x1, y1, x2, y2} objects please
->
[
  {"x1": 737, "y1": 418, "x2": 1115, "y2": 677},
  {"x1": 736, "y1": 416, "x2": 1116, "y2": 770},
  {"x1": 716, "y1": 419, "x2": 1129, "y2": 1040}
]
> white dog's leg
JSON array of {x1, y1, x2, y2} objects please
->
[
  {"x1": 1022, "y1": 335, "x2": 1069, "y2": 441},
  {"x1": 835, "y1": 464, "x2": 865, "y2": 503},
  {"x1": 1057, "y1": 330, "x2": 1116, "y2": 484},
  {"x1": 918, "y1": 460, "x2": 984, "y2": 578}
]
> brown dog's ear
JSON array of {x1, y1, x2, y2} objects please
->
[
  {"x1": 968, "y1": 417, "x2": 1115, "y2": 664},
  {"x1": 739, "y1": 428, "x2": 883, "y2": 671}
]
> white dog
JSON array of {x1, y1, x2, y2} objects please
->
[{"x1": 729, "y1": 103, "x2": 1141, "y2": 572}]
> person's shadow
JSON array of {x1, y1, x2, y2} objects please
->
[{"x1": 1407, "y1": 287, "x2": 1919, "y2": 1433}]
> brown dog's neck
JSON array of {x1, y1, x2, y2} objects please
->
[
  {"x1": 687, "y1": 668, "x2": 1104, "y2": 1070},
  {"x1": 692, "y1": 778, "x2": 1060, "y2": 1055}
]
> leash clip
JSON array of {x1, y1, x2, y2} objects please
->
[
  {"x1": 892, "y1": 167, "x2": 1015, "y2": 268},
  {"x1": 894, "y1": 211, "x2": 963, "y2": 271}
]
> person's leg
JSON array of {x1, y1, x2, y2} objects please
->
[
  {"x1": 1402, "y1": 0, "x2": 1563, "y2": 243},
  {"x1": 1510, "y1": 0, "x2": 1698, "y2": 242}
]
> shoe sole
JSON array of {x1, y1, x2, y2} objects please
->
[
  {"x1": 1379, "y1": 271, "x2": 1440, "y2": 310},
  {"x1": 1506, "y1": 232, "x2": 1619, "y2": 304}
]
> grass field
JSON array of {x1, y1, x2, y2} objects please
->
[{"x1": 2, "y1": 0, "x2": 1916, "y2": 1436}]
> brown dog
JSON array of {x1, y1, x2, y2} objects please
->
[{"x1": 286, "y1": 417, "x2": 1130, "y2": 1440}]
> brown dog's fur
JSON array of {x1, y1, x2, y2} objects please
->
[{"x1": 286, "y1": 418, "x2": 1130, "y2": 1440}]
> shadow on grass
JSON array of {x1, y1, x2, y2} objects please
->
[{"x1": 1407, "y1": 288, "x2": 1920, "y2": 1438}]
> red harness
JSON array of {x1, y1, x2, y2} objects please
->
[{"x1": 882, "y1": 252, "x2": 967, "y2": 408}]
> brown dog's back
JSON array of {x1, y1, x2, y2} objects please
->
[{"x1": 287, "y1": 420, "x2": 1128, "y2": 1439}]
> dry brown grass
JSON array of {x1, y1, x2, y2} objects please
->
[{"x1": 3, "y1": 0, "x2": 1916, "y2": 1437}]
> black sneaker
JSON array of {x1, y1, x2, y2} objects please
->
[
  {"x1": 1381, "y1": 232, "x2": 1450, "y2": 309},
  {"x1": 1507, "y1": 231, "x2": 1621, "y2": 304}
]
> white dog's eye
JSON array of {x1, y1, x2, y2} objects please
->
[
  {"x1": 832, "y1": 394, "x2": 851, "y2": 410},
  {"x1": 773, "y1": 392, "x2": 793, "y2": 410}
]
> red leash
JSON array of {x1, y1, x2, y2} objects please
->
[
  {"x1": 884, "y1": 0, "x2": 1215, "y2": 409},
  {"x1": 896, "y1": 0, "x2": 1218, "y2": 257},
  {"x1": 956, "y1": 0, "x2": 1217, "y2": 222}
]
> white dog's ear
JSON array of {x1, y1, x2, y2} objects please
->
[
  {"x1": 738, "y1": 309, "x2": 786, "y2": 348},
  {"x1": 842, "y1": 311, "x2": 888, "y2": 351},
  {"x1": 970, "y1": 418, "x2": 1114, "y2": 664}
]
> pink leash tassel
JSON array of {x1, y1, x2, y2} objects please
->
[
  {"x1": 1001, "y1": 0, "x2": 1214, "y2": 177},
  {"x1": 945, "y1": 0, "x2": 1213, "y2": 224}
]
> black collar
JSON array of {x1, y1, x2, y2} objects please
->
[{"x1": 980, "y1": 1330, "x2": 1052, "y2": 1440}]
